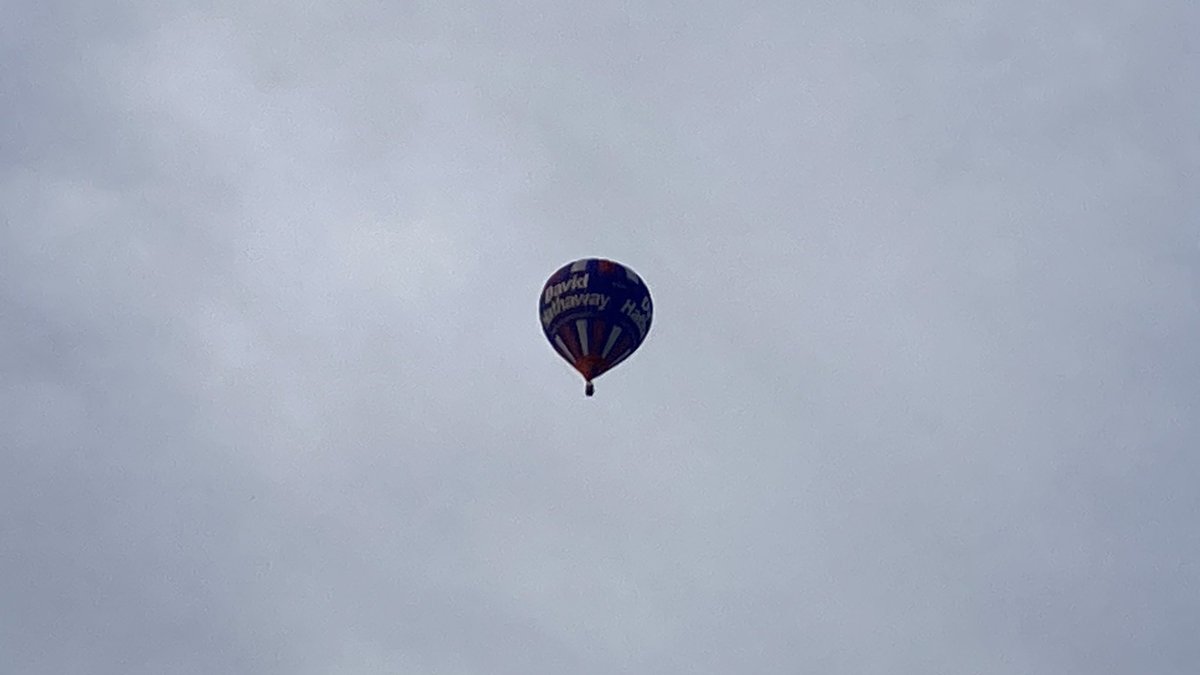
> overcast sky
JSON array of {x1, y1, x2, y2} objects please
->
[{"x1": 3, "y1": 1, "x2": 1198, "y2": 673}]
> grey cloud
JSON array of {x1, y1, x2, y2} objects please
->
[{"x1": 3, "y1": 1, "x2": 1197, "y2": 673}]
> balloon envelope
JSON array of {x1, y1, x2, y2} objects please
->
[{"x1": 539, "y1": 258, "x2": 652, "y2": 392}]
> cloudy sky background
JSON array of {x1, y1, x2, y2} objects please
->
[{"x1": 3, "y1": 1, "x2": 1198, "y2": 673}]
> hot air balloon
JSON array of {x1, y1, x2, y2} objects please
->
[{"x1": 539, "y1": 258, "x2": 652, "y2": 396}]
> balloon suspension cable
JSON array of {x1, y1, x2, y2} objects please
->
[{"x1": 585, "y1": 381, "x2": 594, "y2": 397}]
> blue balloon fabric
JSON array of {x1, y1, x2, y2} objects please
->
[{"x1": 539, "y1": 258, "x2": 652, "y2": 395}]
